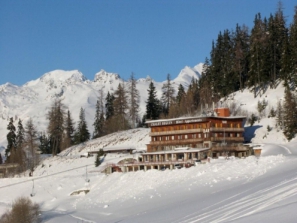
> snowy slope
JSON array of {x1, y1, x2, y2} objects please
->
[
  {"x1": 0, "y1": 65, "x2": 202, "y2": 149},
  {"x1": 0, "y1": 128, "x2": 297, "y2": 222},
  {"x1": 2, "y1": 64, "x2": 297, "y2": 222},
  {"x1": 220, "y1": 82, "x2": 289, "y2": 144}
]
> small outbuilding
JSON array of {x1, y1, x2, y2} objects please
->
[{"x1": 88, "y1": 145, "x2": 136, "y2": 157}]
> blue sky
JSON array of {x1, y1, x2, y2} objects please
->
[{"x1": 0, "y1": 0, "x2": 296, "y2": 86}]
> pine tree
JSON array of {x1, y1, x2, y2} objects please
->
[
  {"x1": 276, "y1": 100, "x2": 283, "y2": 129},
  {"x1": 266, "y1": 5, "x2": 286, "y2": 87},
  {"x1": 113, "y1": 84, "x2": 128, "y2": 116},
  {"x1": 25, "y1": 118, "x2": 39, "y2": 171},
  {"x1": 283, "y1": 85, "x2": 297, "y2": 140},
  {"x1": 176, "y1": 84, "x2": 185, "y2": 105},
  {"x1": 47, "y1": 99, "x2": 66, "y2": 155},
  {"x1": 105, "y1": 92, "x2": 115, "y2": 120},
  {"x1": 5, "y1": 117, "x2": 16, "y2": 159},
  {"x1": 0, "y1": 153, "x2": 2, "y2": 164},
  {"x1": 93, "y1": 99, "x2": 105, "y2": 139},
  {"x1": 128, "y1": 73, "x2": 140, "y2": 128},
  {"x1": 112, "y1": 83, "x2": 130, "y2": 131},
  {"x1": 95, "y1": 149, "x2": 104, "y2": 167},
  {"x1": 74, "y1": 108, "x2": 90, "y2": 144},
  {"x1": 222, "y1": 29, "x2": 238, "y2": 95},
  {"x1": 39, "y1": 132, "x2": 52, "y2": 154},
  {"x1": 289, "y1": 6, "x2": 297, "y2": 87},
  {"x1": 161, "y1": 74, "x2": 175, "y2": 116},
  {"x1": 210, "y1": 32, "x2": 224, "y2": 97},
  {"x1": 199, "y1": 58, "x2": 214, "y2": 106},
  {"x1": 248, "y1": 13, "x2": 269, "y2": 97},
  {"x1": 12, "y1": 119, "x2": 27, "y2": 172},
  {"x1": 62, "y1": 110, "x2": 75, "y2": 150},
  {"x1": 280, "y1": 28, "x2": 292, "y2": 81},
  {"x1": 233, "y1": 24, "x2": 250, "y2": 91},
  {"x1": 16, "y1": 119, "x2": 25, "y2": 150},
  {"x1": 146, "y1": 81, "x2": 161, "y2": 120}
]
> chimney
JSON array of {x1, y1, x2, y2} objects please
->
[{"x1": 215, "y1": 108, "x2": 230, "y2": 117}]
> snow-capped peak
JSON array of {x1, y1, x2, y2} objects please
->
[
  {"x1": 93, "y1": 69, "x2": 121, "y2": 83},
  {"x1": 25, "y1": 70, "x2": 86, "y2": 87},
  {"x1": 173, "y1": 64, "x2": 202, "y2": 87},
  {"x1": 193, "y1": 63, "x2": 204, "y2": 75},
  {"x1": 41, "y1": 70, "x2": 86, "y2": 82}
]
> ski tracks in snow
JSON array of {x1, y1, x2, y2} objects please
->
[
  {"x1": 278, "y1": 144, "x2": 292, "y2": 155},
  {"x1": 174, "y1": 176, "x2": 297, "y2": 223}
]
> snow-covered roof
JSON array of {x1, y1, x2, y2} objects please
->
[
  {"x1": 146, "y1": 115, "x2": 246, "y2": 125},
  {"x1": 103, "y1": 145, "x2": 136, "y2": 152},
  {"x1": 142, "y1": 147, "x2": 210, "y2": 155}
]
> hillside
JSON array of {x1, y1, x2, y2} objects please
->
[
  {"x1": 0, "y1": 126, "x2": 297, "y2": 222},
  {"x1": 1, "y1": 63, "x2": 297, "y2": 222},
  {"x1": 0, "y1": 63, "x2": 203, "y2": 150}
]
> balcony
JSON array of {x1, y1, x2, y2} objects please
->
[
  {"x1": 211, "y1": 146, "x2": 249, "y2": 151},
  {"x1": 210, "y1": 137, "x2": 244, "y2": 142},
  {"x1": 149, "y1": 127, "x2": 244, "y2": 137},
  {"x1": 149, "y1": 128, "x2": 204, "y2": 136},
  {"x1": 149, "y1": 138, "x2": 204, "y2": 145},
  {"x1": 210, "y1": 127, "x2": 244, "y2": 132}
]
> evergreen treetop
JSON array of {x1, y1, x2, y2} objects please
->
[
  {"x1": 5, "y1": 117, "x2": 16, "y2": 158},
  {"x1": 146, "y1": 81, "x2": 161, "y2": 120},
  {"x1": 74, "y1": 107, "x2": 90, "y2": 144}
]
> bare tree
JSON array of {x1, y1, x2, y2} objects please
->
[{"x1": 0, "y1": 197, "x2": 41, "y2": 223}]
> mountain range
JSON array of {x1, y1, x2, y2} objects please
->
[{"x1": 0, "y1": 63, "x2": 203, "y2": 148}]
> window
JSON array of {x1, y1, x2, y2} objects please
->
[
  {"x1": 172, "y1": 136, "x2": 174, "y2": 140},
  {"x1": 185, "y1": 135, "x2": 188, "y2": 139}
]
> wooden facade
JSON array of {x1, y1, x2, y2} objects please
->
[
  {"x1": 102, "y1": 108, "x2": 250, "y2": 174},
  {"x1": 146, "y1": 108, "x2": 249, "y2": 158}
]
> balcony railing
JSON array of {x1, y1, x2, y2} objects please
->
[
  {"x1": 210, "y1": 127, "x2": 244, "y2": 132},
  {"x1": 211, "y1": 146, "x2": 249, "y2": 151},
  {"x1": 149, "y1": 138, "x2": 204, "y2": 145},
  {"x1": 149, "y1": 128, "x2": 204, "y2": 136},
  {"x1": 150, "y1": 127, "x2": 244, "y2": 137},
  {"x1": 210, "y1": 137, "x2": 244, "y2": 142}
]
